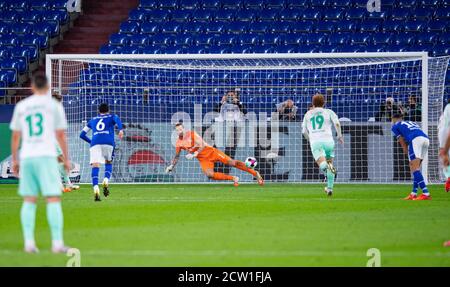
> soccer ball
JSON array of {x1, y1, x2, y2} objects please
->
[{"x1": 245, "y1": 157, "x2": 257, "y2": 168}]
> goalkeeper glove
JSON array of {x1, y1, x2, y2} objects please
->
[
  {"x1": 185, "y1": 153, "x2": 195, "y2": 160},
  {"x1": 165, "y1": 164, "x2": 174, "y2": 173}
]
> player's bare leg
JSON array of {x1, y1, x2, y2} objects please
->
[
  {"x1": 21, "y1": 196, "x2": 39, "y2": 253},
  {"x1": 227, "y1": 159, "x2": 264, "y2": 185},
  {"x1": 203, "y1": 169, "x2": 238, "y2": 186},
  {"x1": 317, "y1": 157, "x2": 334, "y2": 196}
]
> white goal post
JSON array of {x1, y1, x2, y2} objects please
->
[{"x1": 46, "y1": 52, "x2": 449, "y2": 184}]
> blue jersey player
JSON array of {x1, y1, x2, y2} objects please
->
[
  {"x1": 80, "y1": 103, "x2": 123, "y2": 201},
  {"x1": 391, "y1": 113, "x2": 430, "y2": 200}
]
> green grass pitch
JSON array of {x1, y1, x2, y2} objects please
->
[{"x1": 1, "y1": 183, "x2": 450, "y2": 267}]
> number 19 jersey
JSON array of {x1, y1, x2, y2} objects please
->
[
  {"x1": 9, "y1": 94, "x2": 67, "y2": 159},
  {"x1": 302, "y1": 108, "x2": 340, "y2": 145}
]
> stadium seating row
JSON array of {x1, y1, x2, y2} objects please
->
[{"x1": 0, "y1": 0, "x2": 69, "y2": 91}]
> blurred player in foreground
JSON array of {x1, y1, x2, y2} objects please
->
[
  {"x1": 438, "y1": 100, "x2": 450, "y2": 247},
  {"x1": 438, "y1": 101, "x2": 450, "y2": 192},
  {"x1": 302, "y1": 94, "x2": 343, "y2": 196},
  {"x1": 52, "y1": 93, "x2": 79, "y2": 193},
  {"x1": 10, "y1": 74, "x2": 71, "y2": 253},
  {"x1": 391, "y1": 113, "x2": 430, "y2": 200},
  {"x1": 165, "y1": 123, "x2": 264, "y2": 186},
  {"x1": 80, "y1": 103, "x2": 123, "y2": 201}
]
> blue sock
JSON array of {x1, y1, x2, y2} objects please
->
[
  {"x1": 20, "y1": 201, "x2": 36, "y2": 243},
  {"x1": 413, "y1": 170, "x2": 429, "y2": 195},
  {"x1": 412, "y1": 180, "x2": 418, "y2": 194},
  {"x1": 105, "y1": 163, "x2": 112, "y2": 180},
  {"x1": 91, "y1": 167, "x2": 99, "y2": 187},
  {"x1": 46, "y1": 201, "x2": 63, "y2": 242}
]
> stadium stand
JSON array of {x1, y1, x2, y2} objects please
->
[
  {"x1": 0, "y1": 0, "x2": 79, "y2": 100},
  {"x1": 1, "y1": 0, "x2": 449, "y2": 115},
  {"x1": 93, "y1": 0, "x2": 449, "y2": 120}
]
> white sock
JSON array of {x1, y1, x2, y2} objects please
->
[
  {"x1": 103, "y1": 177, "x2": 109, "y2": 185},
  {"x1": 94, "y1": 185, "x2": 99, "y2": 194},
  {"x1": 25, "y1": 239, "x2": 36, "y2": 248},
  {"x1": 52, "y1": 239, "x2": 64, "y2": 249}
]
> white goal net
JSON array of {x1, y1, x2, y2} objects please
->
[{"x1": 47, "y1": 53, "x2": 449, "y2": 184}]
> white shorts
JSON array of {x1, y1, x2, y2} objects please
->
[
  {"x1": 408, "y1": 136, "x2": 429, "y2": 161},
  {"x1": 89, "y1": 145, "x2": 114, "y2": 164}
]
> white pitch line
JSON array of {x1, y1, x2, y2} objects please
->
[{"x1": 0, "y1": 249, "x2": 449, "y2": 258}]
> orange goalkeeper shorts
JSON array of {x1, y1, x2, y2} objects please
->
[{"x1": 196, "y1": 147, "x2": 232, "y2": 172}]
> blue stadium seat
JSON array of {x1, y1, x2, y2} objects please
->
[
  {"x1": 328, "y1": 33, "x2": 350, "y2": 45},
  {"x1": 214, "y1": 10, "x2": 235, "y2": 21},
  {"x1": 205, "y1": 22, "x2": 225, "y2": 34},
  {"x1": 305, "y1": 33, "x2": 328, "y2": 45},
  {"x1": 285, "y1": 0, "x2": 311, "y2": 8},
  {"x1": 249, "y1": 21, "x2": 271, "y2": 33},
  {"x1": 140, "y1": 0, "x2": 158, "y2": 9},
  {"x1": 372, "y1": 33, "x2": 394, "y2": 45},
  {"x1": 345, "y1": 8, "x2": 366, "y2": 20},
  {"x1": 416, "y1": 32, "x2": 440, "y2": 45},
  {"x1": 227, "y1": 21, "x2": 248, "y2": 34},
  {"x1": 129, "y1": 9, "x2": 147, "y2": 21},
  {"x1": 12, "y1": 23, "x2": 32, "y2": 35},
  {"x1": 119, "y1": 21, "x2": 140, "y2": 34},
  {"x1": 290, "y1": 20, "x2": 314, "y2": 33},
  {"x1": 159, "y1": 0, "x2": 178, "y2": 9},
  {"x1": 359, "y1": 19, "x2": 381, "y2": 32},
  {"x1": 279, "y1": 9, "x2": 300, "y2": 21},
  {"x1": 184, "y1": 22, "x2": 204, "y2": 33},
  {"x1": 393, "y1": 33, "x2": 416, "y2": 45},
  {"x1": 316, "y1": 20, "x2": 336, "y2": 32},
  {"x1": 323, "y1": 8, "x2": 346, "y2": 20},
  {"x1": 141, "y1": 22, "x2": 160, "y2": 34},
  {"x1": 434, "y1": 8, "x2": 450, "y2": 20},
  {"x1": 146, "y1": 10, "x2": 170, "y2": 22},
  {"x1": 270, "y1": 22, "x2": 290, "y2": 33},
  {"x1": 0, "y1": 34, "x2": 20, "y2": 45},
  {"x1": 334, "y1": 20, "x2": 358, "y2": 32},
  {"x1": 427, "y1": 20, "x2": 447, "y2": 32},
  {"x1": 390, "y1": 9, "x2": 410, "y2": 21},
  {"x1": 0, "y1": 68, "x2": 17, "y2": 85},
  {"x1": 403, "y1": 20, "x2": 425, "y2": 32},
  {"x1": 301, "y1": 8, "x2": 322, "y2": 20},
  {"x1": 109, "y1": 33, "x2": 130, "y2": 46},
  {"x1": 238, "y1": 9, "x2": 257, "y2": 22},
  {"x1": 201, "y1": 0, "x2": 221, "y2": 9},
  {"x1": 129, "y1": 34, "x2": 150, "y2": 46},
  {"x1": 264, "y1": 0, "x2": 285, "y2": 9},
  {"x1": 239, "y1": 34, "x2": 261, "y2": 45},
  {"x1": 33, "y1": 20, "x2": 60, "y2": 37},
  {"x1": 172, "y1": 10, "x2": 191, "y2": 22},
  {"x1": 258, "y1": 9, "x2": 279, "y2": 21},
  {"x1": 350, "y1": 34, "x2": 372, "y2": 45},
  {"x1": 191, "y1": 9, "x2": 215, "y2": 22},
  {"x1": 222, "y1": 0, "x2": 245, "y2": 9},
  {"x1": 244, "y1": 0, "x2": 265, "y2": 9},
  {"x1": 161, "y1": 21, "x2": 184, "y2": 34},
  {"x1": 382, "y1": 20, "x2": 404, "y2": 32}
]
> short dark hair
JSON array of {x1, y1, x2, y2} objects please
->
[
  {"x1": 31, "y1": 74, "x2": 48, "y2": 90},
  {"x1": 52, "y1": 93, "x2": 62, "y2": 102},
  {"x1": 98, "y1": 103, "x2": 109, "y2": 113},
  {"x1": 175, "y1": 122, "x2": 183, "y2": 128},
  {"x1": 392, "y1": 113, "x2": 403, "y2": 120}
]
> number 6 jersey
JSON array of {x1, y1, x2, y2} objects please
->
[
  {"x1": 82, "y1": 114, "x2": 123, "y2": 147},
  {"x1": 9, "y1": 94, "x2": 67, "y2": 159},
  {"x1": 302, "y1": 108, "x2": 340, "y2": 144}
]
